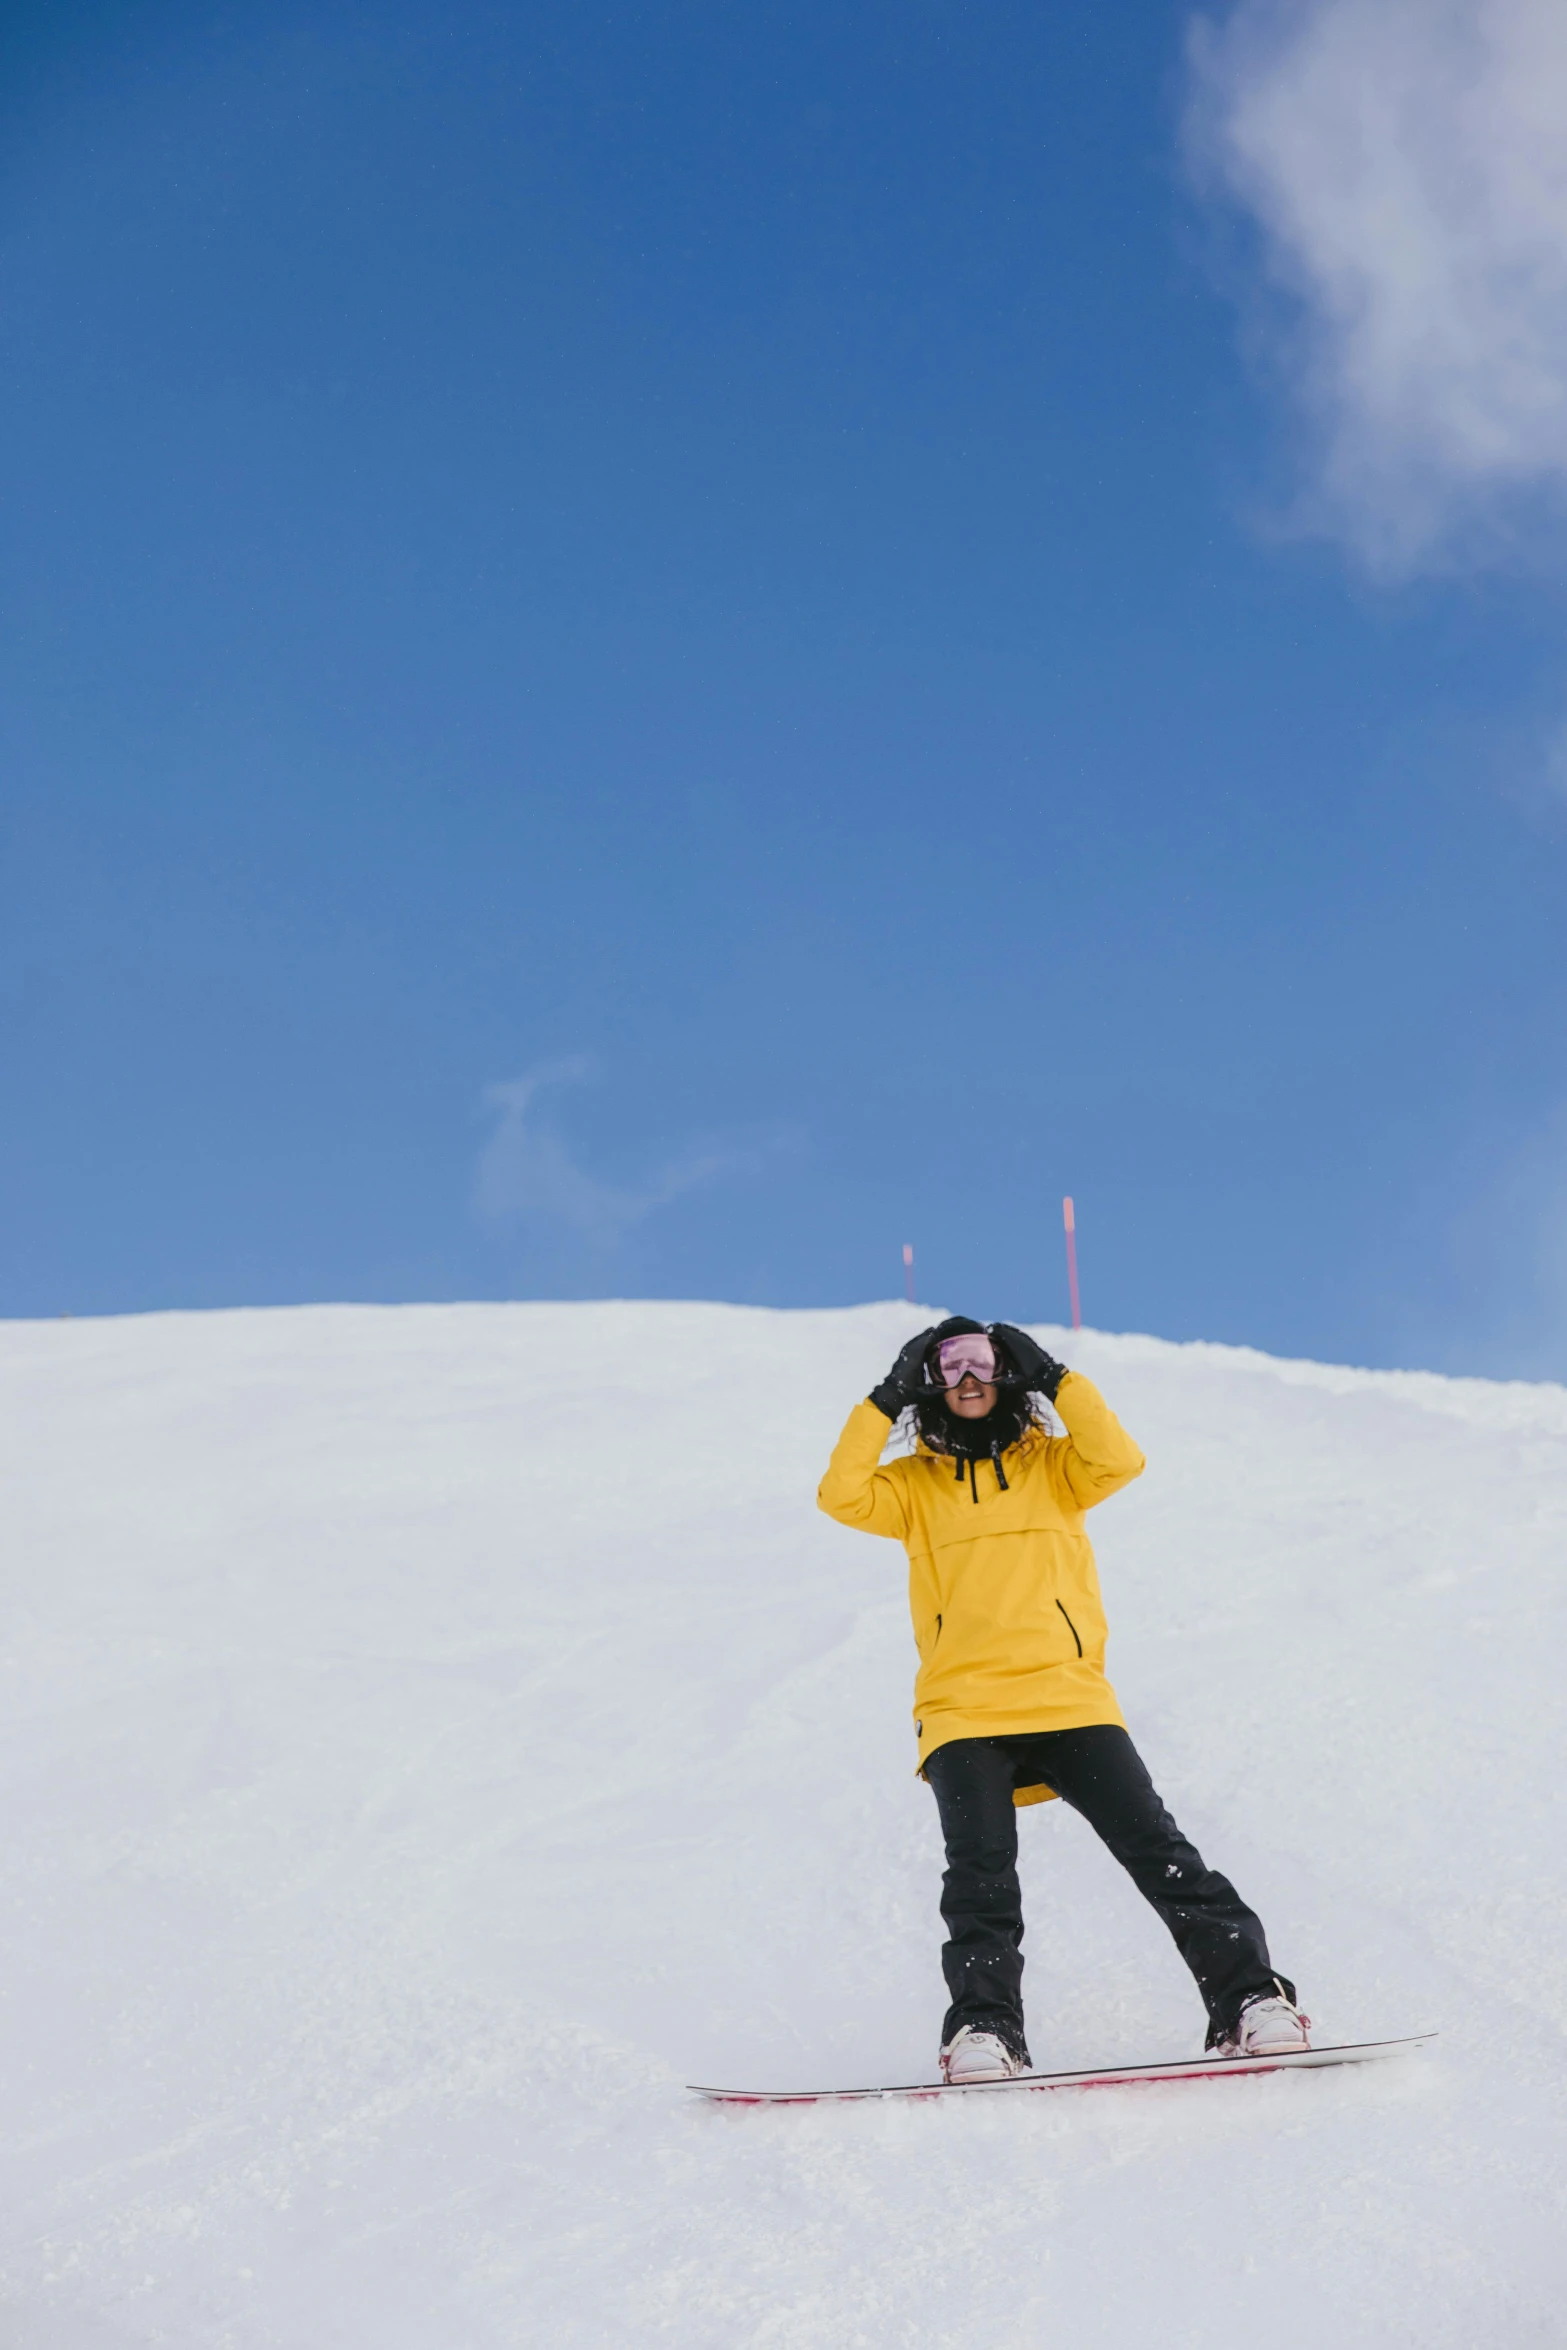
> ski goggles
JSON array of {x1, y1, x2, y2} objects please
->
[{"x1": 929, "y1": 1333, "x2": 1001, "y2": 1389}]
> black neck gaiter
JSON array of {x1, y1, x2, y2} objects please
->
[{"x1": 915, "y1": 1391, "x2": 1033, "y2": 1460}]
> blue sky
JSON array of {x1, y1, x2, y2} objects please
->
[{"x1": 4, "y1": 0, "x2": 1567, "y2": 1375}]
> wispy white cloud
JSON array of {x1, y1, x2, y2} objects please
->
[
  {"x1": 1494, "y1": 1106, "x2": 1567, "y2": 1350},
  {"x1": 1446, "y1": 1102, "x2": 1567, "y2": 1379},
  {"x1": 1393, "y1": 1094, "x2": 1567, "y2": 1380},
  {"x1": 1188, "y1": 0, "x2": 1567, "y2": 572},
  {"x1": 474, "y1": 1061, "x2": 793, "y2": 1245},
  {"x1": 1543, "y1": 715, "x2": 1567, "y2": 804}
]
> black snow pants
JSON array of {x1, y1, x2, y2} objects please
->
[{"x1": 923, "y1": 1726, "x2": 1290, "y2": 2064}]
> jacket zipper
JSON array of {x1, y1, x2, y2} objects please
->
[{"x1": 1056, "y1": 1599, "x2": 1083, "y2": 1657}]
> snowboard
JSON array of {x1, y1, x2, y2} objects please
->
[{"x1": 689, "y1": 2032, "x2": 1434, "y2": 2106}]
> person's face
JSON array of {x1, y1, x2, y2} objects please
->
[{"x1": 944, "y1": 1372, "x2": 997, "y2": 1421}]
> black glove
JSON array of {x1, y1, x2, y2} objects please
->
[
  {"x1": 989, "y1": 1323, "x2": 1067, "y2": 1402},
  {"x1": 869, "y1": 1327, "x2": 938, "y2": 1420}
]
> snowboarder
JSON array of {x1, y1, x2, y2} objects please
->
[{"x1": 818, "y1": 1318, "x2": 1309, "y2": 2084}]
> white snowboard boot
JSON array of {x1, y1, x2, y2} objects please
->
[
  {"x1": 1219, "y1": 1991, "x2": 1312, "y2": 2057},
  {"x1": 940, "y1": 2026, "x2": 1026, "y2": 2084}
]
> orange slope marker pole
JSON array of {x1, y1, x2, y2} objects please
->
[
  {"x1": 902, "y1": 1243, "x2": 915, "y2": 1305},
  {"x1": 1063, "y1": 1197, "x2": 1082, "y2": 1332}
]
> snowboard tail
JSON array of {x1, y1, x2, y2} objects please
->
[{"x1": 689, "y1": 2033, "x2": 1435, "y2": 2106}]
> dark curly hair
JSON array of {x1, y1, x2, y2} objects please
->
[{"x1": 907, "y1": 1385, "x2": 1048, "y2": 1462}]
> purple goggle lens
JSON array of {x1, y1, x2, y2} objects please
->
[{"x1": 933, "y1": 1334, "x2": 999, "y2": 1389}]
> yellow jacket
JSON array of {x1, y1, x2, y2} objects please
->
[{"x1": 817, "y1": 1372, "x2": 1145, "y2": 1803}]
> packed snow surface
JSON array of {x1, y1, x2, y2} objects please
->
[{"x1": 1, "y1": 1300, "x2": 1565, "y2": 2347}]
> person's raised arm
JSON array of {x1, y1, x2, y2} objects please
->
[
  {"x1": 816, "y1": 1329, "x2": 932, "y2": 1539},
  {"x1": 991, "y1": 1324, "x2": 1144, "y2": 1512}
]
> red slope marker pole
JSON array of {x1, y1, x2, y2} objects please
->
[
  {"x1": 902, "y1": 1243, "x2": 915, "y2": 1305},
  {"x1": 1063, "y1": 1197, "x2": 1082, "y2": 1332}
]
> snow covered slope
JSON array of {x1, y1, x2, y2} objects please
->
[{"x1": 0, "y1": 1300, "x2": 1564, "y2": 2347}]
